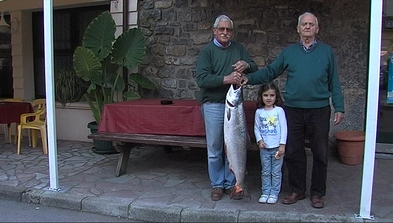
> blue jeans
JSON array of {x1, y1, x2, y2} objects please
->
[
  {"x1": 260, "y1": 147, "x2": 284, "y2": 197},
  {"x1": 201, "y1": 102, "x2": 235, "y2": 189}
]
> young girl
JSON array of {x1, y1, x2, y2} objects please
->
[{"x1": 254, "y1": 82, "x2": 287, "y2": 204}]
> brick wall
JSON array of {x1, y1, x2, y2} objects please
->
[{"x1": 138, "y1": 0, "x2": 370, "y2": 133}]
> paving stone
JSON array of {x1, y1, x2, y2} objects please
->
[{"x1": 0, "y1": 139, "x2": 392, "y2": 222}]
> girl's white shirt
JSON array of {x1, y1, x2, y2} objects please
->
[{"x1": 254, "y1": 106, "x2": 288, "y2": 149}]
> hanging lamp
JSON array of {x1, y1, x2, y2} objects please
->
[{"x1": 0, "y1": 11, "x2": 11, "y2": 33}]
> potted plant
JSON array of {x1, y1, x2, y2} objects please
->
[
  {"x1": 73, "y1": 11, "x2": 155, "y2": 154},
  {"x1": 333, "y1": 130, "x2": 365, "y2": 166},
  {"x1": 55, "y1": 68, "x2": 88, "y2": 107}
]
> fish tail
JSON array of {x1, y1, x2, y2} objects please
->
[
  {"x1": 229, "y1": 185, "x2": 243, "y2": 200},
  {"x1": 230, "y1": 184, "x2": 252, "y2": 200},
  {"x1": 234, "y1": 185, "x2": 243, "y2": 193}
]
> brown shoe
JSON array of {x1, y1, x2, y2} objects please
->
[
  {"x1": 310, "y1": 196, "x2": 324, "y2": 208},
  {"x1": 211, "y1": 188, "x2": 223, "y2": 201},
  {"x1": 224, "y1": 187, "x2": 243, "y2": 200},
  {"x1": 281, "y1": 192, "x2": 306, "y2": 204}
]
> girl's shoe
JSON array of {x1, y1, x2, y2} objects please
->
[
  {"x1": 267, "y1": 195, "x2": 278, "y2": 204},
  {"x1": 258, "y1": 195, "x2": 269, "y2": 204}
]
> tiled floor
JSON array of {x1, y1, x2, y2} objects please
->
[{"x1": 0, "y1": 136, "x2": 392, "y2": 222}]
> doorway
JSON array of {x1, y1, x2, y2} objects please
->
[
  {"x1": 0, "y1": 28, "x2": 12, "y2": 98},
  {"x1": 377, "y1": 53, "x2": 393, "y2": 148}
]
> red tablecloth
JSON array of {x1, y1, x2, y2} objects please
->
[
  {"x1": 98, "y1": 99, "x2": 257, "y2": 137},
  {"x1": 0, "y1": 102, "x2": 33, "y2": 124}
]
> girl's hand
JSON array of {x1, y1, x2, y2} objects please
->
[
  {"x1": 258, "y1": 140, "x2": 266, "y2": 149},
  {"x1": 275, "y1": 144, "x2": 286, "y2": 159}
]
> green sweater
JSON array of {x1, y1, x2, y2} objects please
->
[
  {"x1": 247, "y1": 42, "x2": 345, "y2": 112},
  {"x1": 196, "y1": 41, "x2": 258, "y2": 103}
]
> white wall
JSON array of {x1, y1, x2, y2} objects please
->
[
  {"x1": 1, "y1": 103, "x2": 95, "y2": 142},
  {"x1": 55, "y1": 103, "x2": 95, "y2": 142}
]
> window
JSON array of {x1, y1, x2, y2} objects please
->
[
  {"x1": 32, "y1": 4, "x2": 109, "y2": 98},
  {"x1": 0, "y1": 14, "x2": 12, "y2": 98}
]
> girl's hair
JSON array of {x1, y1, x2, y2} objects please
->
[{"x1": 256, "y1": 82, "x2": 284, "y2": 108}]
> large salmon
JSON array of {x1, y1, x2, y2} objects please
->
[{"x1": 224, "y1": 84, "x2": 249, "y2": 198}]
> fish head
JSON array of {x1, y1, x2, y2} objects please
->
[{"x1": 226, "y1": 84, "x2": 243, "y2": 107}]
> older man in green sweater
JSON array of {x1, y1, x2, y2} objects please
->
[
  {"x1": 241, "y1": 12, "x2": 344, "y2": 209},
  {"x1": 196, "y1": 15, "x2": 258, "y2": 201}
]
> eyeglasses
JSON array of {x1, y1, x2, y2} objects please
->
[{"x1": 216, "y1": 27, "x2": 233, "y2": 32}]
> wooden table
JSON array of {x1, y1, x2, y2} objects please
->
[
  {"x1": 98, "y1": 99, "x2": 257, "y2": 138},
  {"x1": 94, "y1": 99, "x2": 258, "y2": 176},
  {"x1": 0, "y1": 102, "x2": 34, "y2": 143}
]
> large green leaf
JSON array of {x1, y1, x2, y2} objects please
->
[
  {"x1": 73, "y1": 46, "x2": 102, "y2": 83},
  {"x1": 82, "y1": 11, "x2": 116, "y2": 61},
  {"x1": 86, "y1": 82, "x2": 97, "y2": 93},
  {"x1": 123, "y1": 91, "x2": 141, "y2": 100},
  {"x1": 130, "y1": 73, "x2": 156, "y2": 89},
  {"x1": 112, "y1": 28, "x2": 146, "y2": 69}
]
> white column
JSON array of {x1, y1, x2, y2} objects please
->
[
  {"x1": 357, "y1": 0, "x2": 383, "y2": 220},
  {"x1": 43, "y1": 0, "x2": 59, "y2": 190}
]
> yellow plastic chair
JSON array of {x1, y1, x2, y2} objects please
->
[
  {"x1": 1, "y1": 98, "x2": 23, "y2": 143},
  {"x1": 28, "y1": 99, "x2": 46, "y2": 146},
  {"x1": 17, "y1": 105, "x2": 47, "y2": 155},
  {"x1": 31, "y1": 99, "x2": 46, "y2": 111}
]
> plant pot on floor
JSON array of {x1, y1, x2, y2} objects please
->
[
  {"x1": 87, "y1": 121, "x2": 118, "y2": 154},
  {"x1": 333, "y1": 130, "x2": 365, "y2": 166}
]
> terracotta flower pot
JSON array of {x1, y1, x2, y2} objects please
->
[{"x1": 333, "y1": 131, "x2": 365, "y2": 166}]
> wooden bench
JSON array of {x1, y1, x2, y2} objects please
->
[
  {"x1": 88, "y1": 132, "x2": 260, "y2": 177},
  {"x1": 88, "y1": 132, "x2": 207, "y2": 177}
]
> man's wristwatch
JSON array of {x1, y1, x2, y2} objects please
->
[{"x1": 246, "y1": 63, "x2": 250, "y2": 69}]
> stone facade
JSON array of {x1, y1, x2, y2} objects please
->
[{"x1": 137, "y1": 0, "x2": 370, "y2": 134}]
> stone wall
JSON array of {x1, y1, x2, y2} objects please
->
[{"x1": 137, "y1": 0, "x2": 370, "y2": 133}]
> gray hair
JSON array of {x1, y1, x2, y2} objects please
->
[
  {"x1": 297, "y1": 12, "x2": 319, "y2": 27},
  {"x1": 213, "y1": 15, "x2": 234, "y2": 28}
]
